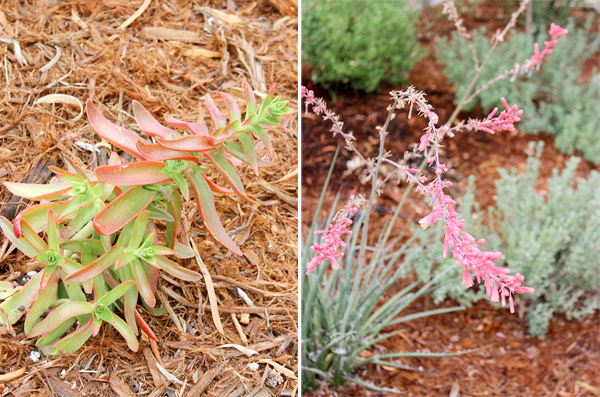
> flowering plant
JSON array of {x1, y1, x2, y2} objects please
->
[
  {"x1": 0, "y1": 81, "x2": 291, "y2": 355},
  {"x1": 302, "y1": 6, "x2": 570, "y2": 311},
  {"x1": 301, "y1": 150, "x2": 471, "y2": 393}
]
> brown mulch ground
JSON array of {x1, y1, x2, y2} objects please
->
[
  {"x1": 0, "y1": 1, "x2": 298, "y2": 396},
  {"x1": 302, "y1": 0, "x2": 599, "y2": 395}
]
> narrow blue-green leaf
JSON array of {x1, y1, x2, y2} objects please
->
[
  {"x1": 49, "y1": 317, "x2": 94, "y2": 355},
  {"x1": 96, "y1": 280, "x2": 135, "y2": 307}
]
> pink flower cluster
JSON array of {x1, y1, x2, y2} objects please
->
[
  {"x1": 513, "y1": 23, "x2": 569, "y2": 77},
  {"x1": 306, "y1": 197, "x2": 361, "y2": 275},
  {"x1": 467, "y1": 97, "x2": 524, "y2": 135},
  {"x1": 409, "y1": 91, "x2": 534, "y2": 311}
]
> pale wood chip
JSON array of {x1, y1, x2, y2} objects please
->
[
  {"x1": 0, "y1": 367, "x2": 25, "y2": 382},
  {"x1": 258, "y1": 359, "x2": 296, "y2": 380},
  {"x1": 187, "y1": 365, "x2": 222, "y2": 395},
  {"x1": 109, "y1": 373, "x2": 135, "y2": 397},
  {"x1": 143, "y1": 347, "x2": 166, "y2": 387},
  {"x1": 119, "y1": 0, "x2": 152, "y2": 30},
  {"x1": 182, "y1": 48, "x2": 222, "y2": 58},
  {"x1": 191, "y1": 239, "x2": 224, "y2": 334},
  {"x1": 142, "y1": 27, "x2": 201, "y2": 43}
]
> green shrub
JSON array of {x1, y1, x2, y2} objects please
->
[
  {"x1": 436, "y1": 20, "x2": 600, "y2": 163},
  {"x1": 302, "y1": 0, "x2": 425, "y2": 92},
  {"x1": 412, "y1": 142, "x2": 600, "y2": 336}
]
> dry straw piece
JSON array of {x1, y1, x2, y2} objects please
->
[{"x1": 0, "y1": 0, "x2": 298, "y2": 395}]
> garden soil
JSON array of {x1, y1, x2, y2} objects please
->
[
  {"x1": 0, "y1": 1, "x2": 298, "y2": 396},
  {"x1": 302, "y1": 0, "x2": 599, "y2": 395}
]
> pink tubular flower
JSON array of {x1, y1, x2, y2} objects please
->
[
  {"x1": 306, "y1": 196, "x2": 363, "y2": 275},
  {"x1": 520, "y1": 23, "x2": 568, "y2": 73},
  {"x1": 549, "y1": 23, "x2": 568, "y2": 38},
  {"x1": 469, "y1": 97, "x2": 523, "y2": 134}
]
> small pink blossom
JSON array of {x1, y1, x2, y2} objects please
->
[
  {"x1": 469, "y1": 98, "x2": 523, "y2": 134},
  {"x1": 306, "y1": 196, "x2": 364, "y2": 275},
  {"x1": 549, "y1": 23, "x2": 568, "y2": 38}
]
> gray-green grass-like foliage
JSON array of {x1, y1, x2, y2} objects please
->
[
  {"x1": 302, "y1": 0, "x2": 425, "y2": 92},
  {"x1": 411, "y1": 142, "x2": 600, "y2": 336},
  {"x1": 436, "y1": 19, "x2": 600, "y2": 163},
  {"x1": 302, "y1": 149, "x2": 472, "y2": 394}
]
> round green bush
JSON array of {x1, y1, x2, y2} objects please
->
[{"x1": 302, "y1": 0, "x2": 425, "y2": 92}]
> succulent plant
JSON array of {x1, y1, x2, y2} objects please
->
[{"x1": 0, "y1": 81, "x2": 292, "y2": 355}]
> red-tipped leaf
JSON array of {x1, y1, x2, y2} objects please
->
[
  {"x1": 136, "y1": 141, "x2": 197, "y2": 161},
  {"x1": 3, "y1": 181, "x2": 71, "y2": 201},
  {"x1": 204, "y1": 149, "x2": 253, "y2": 203},
  {"x1": 155, "y1": 135, "x2": 212, "y2": 152},
  {"x1": 95, "y1": 161, "x2": 169, "y2": 186},
  {"x1": 132, "y1": 100, "x2": 177, "y2": 139},
  {"x1": 86, "y1": 99, "x2": 148, "y2": 160},
  {"x1": 218, "y1": 91, "x2": 241, "y2": 121},
  {"x1": 93, "y1": 186, "x2": 156, "y2": 235},
  {"x1": 164, "y1": 115, "x2": 209, "y2": 136},
  {"x1": 152, "y1": 255, "x2": 201, "y2": 281},
  {"x1": 187, "y1": 170, "x2": 242, "y2": 255},
  {"x1": 204, "y1": 94, "x2": 227, "y2": 128},
  {"x1": 65, "y1": 245, "x2": 125, "y2": 283},
  {"x1": 29, "y1": 301, "x2": 94, "y2": 337}
]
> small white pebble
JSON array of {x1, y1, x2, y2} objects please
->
[
  {"x1": 61, "y1": 369, "x2": 66, "y2": 377},
  {"x1": 22, "y1": 277, "x2": 29, "y2": 283},
  {"x1": 26, "y1": 271, "x2": 38, "y2": 277},
  {"x1": 12, "y1": 281, "x2": 18, "y2": 287},
  {"x1": 29, "y1": 350, "x2": 41, "y2": 362},
  {"x1": 71, "y1": 381, "x2": 76, "y2": 389},
  {"x1": 248, "y1": 363, "x2": 259, "y2": 371}
]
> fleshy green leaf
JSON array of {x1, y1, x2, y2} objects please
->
[
  {"x1": 30, "y1": 301, "x2": 94, "y2": 337},
  {"x1": 3, "y1": 181, "x2": 70, "y2": 201},
  {"x1": 47, "y1": 210, "x2": 59, "y2": 252},
  {"x1": 117, "y1": 265, "x2": 138, "y2": 335},
  {"x1": 129, "y1": 210, "x2": 150, "y2": 250},
  {"x1": 187, "y1": 170, "x2": 242, "y2": 255},
  {"x1": 12, "y1": 201, "x2": 70, "y2": 238},
  {"x1": 49, "y1": 317, "x2": 94, "y2": 355},
  {"x1": 247, "y1": 124, "x2": 273, "y2": 158},
  {"x1": 24, "y1": 272, "x2": 59, "y2": 334},
  {"x1": 131, "y1": 259, "x2": 156, "y2": 307},
  {"x1": 19, "y1": 219, "x2": 48, "y2": 254},
  {"x1": 108, "y1": 314, "x2": 139, "y2": 352},
  {"x1": 0, "y1": 272, "x2": 42, "y2": 325},
  {"x1": 93, "y1": 186, "x2": 156, "y2": 235},
  {"x1": 235, "y1": 132, "x2": 258, "y2": 175},
  {"x1": 96, "y1": 280, "x2": 135, "y2": 307},
  {"x1": 36, "y1": 317, "x2": 76, "y2": 347},
  {"x1": 65, "y1": 245, "x2": 125, "y2": 283},
  {"x1": 205, "y1": 148, "x2": 252, "y2": 202},
  {"x1": 0, "y1": 217, "x2": 39, "y2": 258},
  {"x1": 151, "y1": 255, "x2": 201, "y2": 281},
  {"x1": 173, "y1": 241, "x2": 195, "y2": 259}
]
